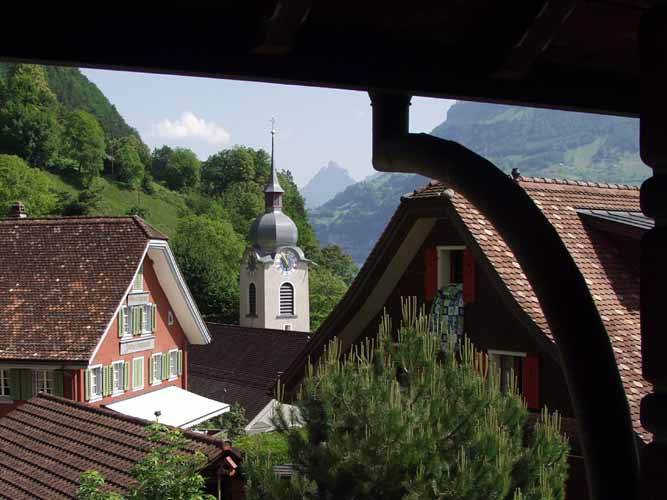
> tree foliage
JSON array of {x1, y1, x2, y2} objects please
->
[
  {"x1": 162, "y1": 148, "x2": 201, "y2": 191},
  {"x1": 110, "y1": 136, "x2": 145, "y2": 188},
  {"x1": 78, "y1": 423, "x2": 214, "y2": 500},
  {"x1": 63, "y1": 109, "x2": 106, "y2": 186},
  {"x1": 0, "y1": 154, "x2": 57, "y2": 216},
  {"x1": 0, "y1": 64, "x2": 61, "y2": 167},
  {"x1": 246, "y1": 301, "x2": 569, "y2": 500},
  {"x1": 308, "y1": 266, "x2": 348, "y2": 332},
  {"x1": 320, "y1": 245, "x2": 358, "y2": 285},
  {"x1": 201, "y1": 146, "x2": 260, "y2": 196},
  {"x1": 172, "y1": 215, "x2": 244, "y2": 323}
]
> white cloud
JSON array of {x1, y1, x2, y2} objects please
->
[{"x1": 151, "y1": 111, "x2": 230, "y2": 146}]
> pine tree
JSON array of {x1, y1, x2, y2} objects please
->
[{"x1": 251, "y1": 298, "x2": 569, "y2": 500}]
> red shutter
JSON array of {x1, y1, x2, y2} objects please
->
[
  {"x1": 424, "y1": 247, "x2": 437, "y2": 301},
  {"x1": 523, "y1": 356, "x2": 540, "y2": 410},
  {"x1": 463, "y1": 249, "x2": 476, "y2": 304}
]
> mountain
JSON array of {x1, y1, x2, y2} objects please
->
[
  {"x1": 0, "y1": 63, "x2": 137, "y2": 140},
  {"x1": 311, "y1": 101, "x2": 646, "y2": 265},
  {"x1": 309, "y1": 172, "x2": 428, "y2": 264},
  {"x1": 432, "y1": 101, "x2": 645, "y2": 184},
  {"x1": 301, "y1": 161, "x2": 356, "y2": 209}
]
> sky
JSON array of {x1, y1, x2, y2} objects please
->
[{"x1": 81, "y1": 69, "x2": 455, "y2": 187}]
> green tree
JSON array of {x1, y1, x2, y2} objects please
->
[
  {"x1": 78, "y1": 423, "x2": 215, "y2": 500},
  {"x1": 320, "y1": 245, "x2": 359, "y2": 285},
  {"x1": 279, "y1": 170, "x2": 319, "y2": 257},
  {"x1": 200, "y1": 403, "x2": 248, "y2": 439},
  {"x1": 0, "y1": 64, "x2": 61, "y2": 167},
  {"x1": 172, "y1": 215, "x2": 244, "y2": 323},
  {"x1": 111, "y1": 136, "x2": 145, "y2": 188},
  {"x1": 219, "y1": 181, "x2": 265, "y2": 236},
  {"x1": 0, "y1": 154, "x2": 57, "y2": 216},
  {"x1": 62, "y1": 109, "x2": 106, "y2": 186},
  {"x1": 308, "y1": 266, "x2": 348, "y2": 331},
  {"x1": 151, "y1": 145, "x2": 173, "y2": 181},
  {"x1": 249, "y1": 301, "x2": 569, "y2": 500},
  {"x1": 201, "y1": 146, "x2": 258, "y2": 196},
  {"x1": 163, "y1": 148, "x2": 200, "y2": 191}
]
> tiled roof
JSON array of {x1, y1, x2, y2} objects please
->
[
  {"x1": 413, "y1": 177, "x2": 648, "y2": 441},
  {"x1": 0, "y1": 216, "x2": 165, "y2": 362},
  {"x1": 0, "y1": 393, "x2": 222, "y2": 499},
  {"x1": 188, "y1": 323, "x2": 309, "y2": 421}
]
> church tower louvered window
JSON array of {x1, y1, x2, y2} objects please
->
[
  {"x1": 280, "y1": 283, "x2": 294, "y2": 315},
  {"x1": 249, "y1": 283, "x2": 257, "y2": 316}
]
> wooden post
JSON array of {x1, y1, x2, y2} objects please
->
[{"x1": 640, "y1": 7, "x2": 667, "y2": 500}]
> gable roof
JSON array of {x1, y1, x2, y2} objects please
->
[
  {"x1": 188, "y1": 323, "x2": 309, "y2": 421},
  {"x1": 0, "y1": 216, "x2": 209, "y2": 362},
  {"x1": 280, "y1": 176, "x2": 649, "y2": 442},
  {"x1": 0, "y1": 393, "x2": 223, "y2": 499},
  {"x1": 0, "y1": 216, "x2": 163, "y2": 362}
]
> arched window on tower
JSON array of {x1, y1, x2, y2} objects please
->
[
  {"x1": 280, "y1": 282, "x2": 294, "y2": 315},
  {"x1": 249, "y1": 283, "x2": 257, "y2": 316}
]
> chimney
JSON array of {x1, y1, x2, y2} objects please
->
[
  {"x1": 511, "y1": 168, "x2": 521, "y2": 181},
  {"x1": 9, "y1": 201, "x2": 27, "y2": 219}
]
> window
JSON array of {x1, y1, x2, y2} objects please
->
[
  {"x1": 488, "y1": 351, "x2": 525, "y2": 394},
  {"x1": 133, "y1": 357, "x2": 144, "y2": 390},
  {"x1": 0, "y1": 369, "x2": 10, "y2": 398},
  {"x1": 133, "y1": 263, "x2": 144, "y2": 291},
  {"x1": 169, "y1": 350, "x2": 178, "y2": 379},
  {"x1": 249, "y1": 283, "x2": 257, "y2": 316},
  {"x1": 118, "y1": 306, "x2": 130, "y2": 337},
  {"x1": 90, "y1": 366, "x2": 103, "y2": 400},
  {"x1": 112, "y1": 361, "x2": 125, "y2": 394},
  {"x1": 279, "y1": 283, "x2": 294, "y2": 315},
  {"x1": 33, "y1": 370, "x2": 54, "y2": 395},
  {"x1": 152, "y1": 353, "x2": 163, "y2": 385},
  {"x1": 437, "y1": 247, "x2": 465, "y2": 288}
]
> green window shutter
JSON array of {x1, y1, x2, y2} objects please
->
[
  {"x1": 152, "y1": 304, "x2": 157, "y2": 332},
  {"x1": 9, "y1": 369, "x2": 20, "y2": 399},
  {"x1": 163, "y1": 353, "x2": 169, "y2": 380},
  {"x1": 118, "y1": 307, "x2": 125, "y2": 338},
  {"x1": 85, "y1": 369, "x2": 91, "y2": 401},
  {"x1": 140, "y1": 307, "x2": 145, "y2": 334},
  {"x1": 19, "y1": 369, "x2": 33, "y2": 400},
  {"x1": 177, "y1": 350, "x2": 183, "y2": 377},
  {"x1": 103, "y1": 366, "x2": 109, "y2": 396},
  {"x1": 124, "y1": 362, "x2": 129, "y2": 391},
  {"x1": 149, "y1": 356, "x2": 154, "y2": 385},
  {"x1": 132, "y1": 307, "x2": 139, "y2": 335},
  {"x1": 54, "y1": 370, "x2": 64, "y2": 397}
]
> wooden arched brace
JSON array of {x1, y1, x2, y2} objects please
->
[{"x1": 368, "y1": 92, "x2": 639, "y2": 500}]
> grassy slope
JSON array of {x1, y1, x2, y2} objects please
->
[{"x1": 43, "y1": 172, "x2": 189, "y2": 237}]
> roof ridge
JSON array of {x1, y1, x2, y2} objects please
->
[
  {"x1": 516, "y1": 175, "x2": 640, "y2": 191},
  {"x1": 35, "y1": 394, "x2": 223, "y2": 448}
]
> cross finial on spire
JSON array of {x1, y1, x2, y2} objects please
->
[
  {"x1": 265, "y1": 116, "x2": 284, "y2": 200},
  {"x1": 271, "y1": 116, "x2": 276, "y2": 136}
]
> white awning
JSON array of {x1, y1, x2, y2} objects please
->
[{"x1": 106, "y1": 386, "x2": 228, "y2": 429}]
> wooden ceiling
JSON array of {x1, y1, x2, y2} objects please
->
[{"x1": 0, "y1": 2, "x2": 655, "y2": 116}]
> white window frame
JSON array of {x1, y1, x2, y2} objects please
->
[
  {"x1": 89, "y1": 364, "x2": 103, "y2": 401},
  {"x1": 168, "y1": 349, "x2": 179, "y2": 380},
  {"x1": 33, "y1": 369, "x2": 54, "y2": 395},
  {"x1": 279, "y1": 281, "x2": 295, "y2": 316},
  {"x1": 151, "y1": 353, "x2": 163, "y2": 386},
  {"x1": 142, "y1": 304, "x2": 152, "y2": 334},
  {"x1": 132, "y1": 357, "x2": 144, "y2": 391},
  {"x1": 121, "y1": 305, "x2": 130, "y2": 337},
  {"x1": 111, "y1": 361, "x2": 125, "y2": 396},
  {"x1": 488, "y1": 349, "x2": 526, "y2": 393},
  {"x1": 0, "y1": 369, "x2": 11, "y2": 399},
  {"x1": 133, "y1": 263, "x2": 144, "y2": 291},
  {"x1": 436, "y1": 245, "x2": 466, "y2": 289}
]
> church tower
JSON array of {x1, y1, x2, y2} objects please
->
[{"x1": 240, "y1": 120, "x2": 310, "y2": 332}]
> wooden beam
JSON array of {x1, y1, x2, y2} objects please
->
[
  {"x1": 253, "y1": 0, "x2": 312, "y2": 55},
  {"x1": 494, "y1": 0, "x2": 581, "y2": 79}
]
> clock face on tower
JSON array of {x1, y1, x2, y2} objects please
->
[
  {"x1": 246, "y1": 254, "x2": 257, "y2": 273},
  {"x1": 276, "y1": 249, "x2": 298, "y2": 274}
]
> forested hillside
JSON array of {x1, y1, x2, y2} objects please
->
[
  {"x1": 311, "y1": 101, "x2": 646, "y2": 265},
  {"x1": 0, "y1": 64, "x2": 354, "y2": 330}
]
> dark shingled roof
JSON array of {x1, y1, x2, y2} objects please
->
[
  {"x1": 0, "y1": 393, "x2": 222, "y2": 499},
  {"x1": 0, "y1": 216, "x2": 166, "y2": 362},
  {"x1": 188, "y1": 323, "x2": 309, "y2": 421}
]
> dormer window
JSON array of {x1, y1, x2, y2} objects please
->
[{"x1": 133, "y1": 263, "x2": 144, "y2": 291}]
